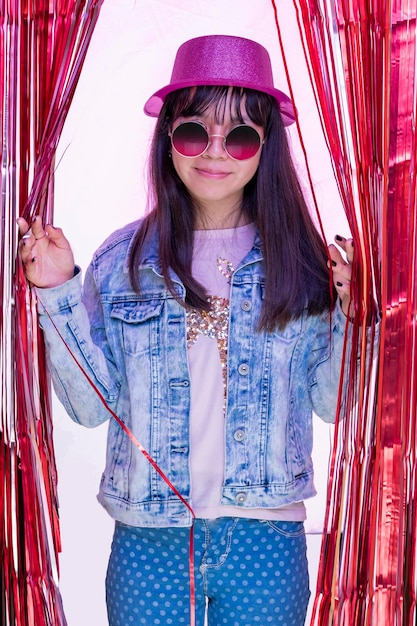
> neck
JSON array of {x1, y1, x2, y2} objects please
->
[{"x1": 194, "y1": 201, "x2": 248, "y2": 230}]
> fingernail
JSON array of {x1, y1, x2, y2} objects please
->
[
  {"x1": 335, "y1": 235, "x2": 343, "y2": 242},
  {"x1": 336, "y1": 281, "x2": 343, "y2": 287},
  {"x1": 331, "y1": 260, "x2": 337, "y2": 267}
]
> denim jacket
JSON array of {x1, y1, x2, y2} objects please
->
[{"x1": 37, "y1": 220, "x2": 347, "y2": 528}]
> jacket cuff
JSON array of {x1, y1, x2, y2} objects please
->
[{"x1": 35, "y1": 266, "x2": 83, "y2": 315}]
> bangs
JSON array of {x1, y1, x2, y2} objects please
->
[{"x1": 163, "y1": 86, "x2": 274, "y2": 128}]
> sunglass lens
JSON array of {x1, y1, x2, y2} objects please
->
[
  {"x1": 172, "y1": 122, "x2": 208, "y2": 157},
  {"x1": 226, "y1": 126, "x2": 261, "y2": 160}
]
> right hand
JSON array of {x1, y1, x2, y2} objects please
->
[{"x1": 17, "y1": 216, "x2": 75, "y2": 288}]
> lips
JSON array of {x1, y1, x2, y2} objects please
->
[{"x1": 195, "y1": 167, "x2": 230, "y2": 178}]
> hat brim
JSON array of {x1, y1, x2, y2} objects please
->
[{"x1": 143, "y1": 80, "x2": 296, "y2": 126}]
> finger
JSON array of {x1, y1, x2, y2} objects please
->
[
  {"x1": 329, "y1": 259, "x2": 352, "y2": 287},
  {"x1": 344, "y1": 238, "x2": 354, "y2": 264},
  {"x1": 19, "y1": 239, "x2": 39, "y2": 266},
  {"x1": 334, "y1": 234, "x2": 354, "y2": 264},
  {"x1": 335, "y1": 277, "x2": 350, "y2": 292},
  {"x1": 19, "y1": 227, "x2": 36, "y2": 262},
  {"x1": 44, "y1": 223, "x2": 72, "y2": 249},
  {"x1": 17, "y1": 217, "x2": 30, "y2": 236},
  {"x1": 327, "y1": 243, "x2": 347, "y2": 267},
  {"x1": 31, "y1": 215, "x2": 47, "y2": 241},
  {"x1": 17, "y1": 215, "x2": 46, "y2": 244},
  {"x1": 333, "y1": 256, "x2": 351, "y2": 293},
  {"x1": 18, "y1": 217, "x2": 47, "y2": 266}
]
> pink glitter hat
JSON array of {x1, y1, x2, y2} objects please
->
[{"x1": 144, "y1": 34, "x2": 296, "y2": 126}]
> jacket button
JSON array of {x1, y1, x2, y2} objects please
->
[
  {"x1": 238, "y1": 363, "x2": 249, "y2": 376},
  {"x1": 236, "y1": 492, "x2": 247, "y2": 504},
  {"x1": 234, "y1": 429, "x2": 245, "y2": 442},
  {"x1": 241, "y1": 299, "x2": 252, "y2": 312}
]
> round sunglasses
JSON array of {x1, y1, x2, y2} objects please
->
[{"x1": 170, "y1": 121, "x2": 264, "y2": 161}]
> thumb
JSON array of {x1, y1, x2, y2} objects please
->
[{"x1": 44, "y1": 223, "x2": 71, "y2": 248}]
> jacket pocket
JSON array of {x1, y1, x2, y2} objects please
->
[
  {"x1": 273, "y1": 317, "x2": 303, "y2": 344},
  {"x1": 110, "y1": 299, "x2": 164, "y2": 356},
  {"x1": 260, "y1": 287, "x2": 304, "y2": 343}
]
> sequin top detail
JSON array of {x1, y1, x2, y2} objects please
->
[{"x1": 186, "y1": 295, "x2": 230, "y2": 393}]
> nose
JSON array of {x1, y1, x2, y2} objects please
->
[{"x1": 204, "y1": 133, "x2": 227, "y2": 159}]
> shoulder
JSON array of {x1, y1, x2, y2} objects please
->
[{"x1": 92, "y1": 219, "x2": 144, "y2": 261}]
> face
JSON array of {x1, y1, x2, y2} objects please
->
[{"x1": 170, "y1": 92, "x2": 264, "y2": 226}]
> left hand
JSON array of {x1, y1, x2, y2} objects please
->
[{"x1": 328, "y1": 235, "x2": 354, "y2": 318}]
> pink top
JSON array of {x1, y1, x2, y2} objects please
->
[{"x1": 187, "y1": 224, "x2": 306, "y2": 521}]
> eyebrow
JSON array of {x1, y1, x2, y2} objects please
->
[{"x1": 179, "y1": 112, "x2": 253, "y2": 126}]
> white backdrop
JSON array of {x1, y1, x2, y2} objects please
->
[{"x1": 53, "y1": 1, "x2": 349, "y2": 624}]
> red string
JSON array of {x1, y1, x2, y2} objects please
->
[{"x1": 37, "y1": 294, "x2": 197, "y2": 626}]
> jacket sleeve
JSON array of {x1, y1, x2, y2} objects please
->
[
  {"x1": 36, "y1": 265, "x2": 122, "y2": 428},
  {"x1": 307, "y1": 301, "x2": 378, "y2": 423}
]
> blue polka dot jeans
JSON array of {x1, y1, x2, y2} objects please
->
[{"x1": 106, "y1": 517, "x2": 310, "y2": 625}]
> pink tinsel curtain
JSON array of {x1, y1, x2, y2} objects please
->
[
  {"x1": 274, "y1": 0, "x2": 417, "y2": 624},
  {"x1": 0, "y1": 2, "x2": 104, "y2": 624}
]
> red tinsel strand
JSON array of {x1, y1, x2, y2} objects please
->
[
  {"x1": 271, "y1": 5, "x2": 376, "y2": 620},
  {"x1": 1, "y1": 2, "x2": 105, "y2": 624},
  {"x1": 373, "y1": 7, "x2": 417, "y2": 621},
  {"x1": 274, "y1": 0, "x2": 417, "y2": 624}
]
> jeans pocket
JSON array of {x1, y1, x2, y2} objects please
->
[{"x1": 265, "y1": 520, "x2": 305, "y2": 538}]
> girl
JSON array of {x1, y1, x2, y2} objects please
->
[{"x1": 19, "y1": 34, "x2": 353, "y2": 626}]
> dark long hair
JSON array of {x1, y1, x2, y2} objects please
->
[{"x1": 128, "y1": 86, "x2": 336, "y2": 331}]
